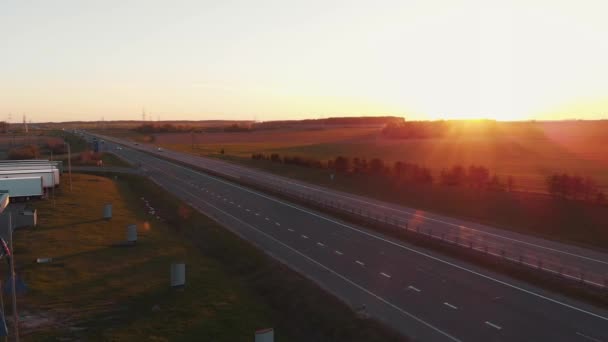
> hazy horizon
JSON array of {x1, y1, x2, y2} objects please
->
[{"x1": 2, "y1": 0, "x2": 608, "y2": 122}]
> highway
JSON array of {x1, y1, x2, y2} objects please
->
[
  {"x1": 88, "y1": 134, "x2": 608, "y2": 341},
  {"x1": 92, "y1": 133, "x2": 608, "y2": 289}
]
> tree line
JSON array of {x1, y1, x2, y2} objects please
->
[
  {"x1": 381, "y1": 119, "x2": 501, "y2": 139},
  {"x1": 251, "y1": 152, "x2": 606, "y2": 204},
  {"x1": 251, "y1": 153, "x2": 512, "y2": 189},
  {"x1": 546, "y1": 173, "x2": 605, "y2": 203}
]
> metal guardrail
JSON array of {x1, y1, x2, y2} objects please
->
[{"x1": 246, "y1": 177, "x2": 608, "y2": 291}]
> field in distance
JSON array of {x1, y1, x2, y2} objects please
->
[{"x1": 140, "y1": 120, "x2": 608, "y2": 193}]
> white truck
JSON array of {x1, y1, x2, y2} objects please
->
[
  {"x1": 0, "y1": 160, "x2": 64, "y2": 173},
  {"x1": 0, "y1": 177, "x2": 44, "y2": 200},
  {"x1": 0, "y1": 169, "x2": 59, "y2": 188}
]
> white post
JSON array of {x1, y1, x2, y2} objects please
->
[
  {"x1": 126, "y1": 224, "x2": 137, "y2": 244},
  {"x1": 255, "y1": 328, "x2": 274, "y2": 342},
  {"x1": 170, "y1": 263, "x2": 186, "y2": 288}
]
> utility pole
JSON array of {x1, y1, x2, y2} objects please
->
[{"x1": 8, "y1": 214, "x2": 19, "y2": 342}]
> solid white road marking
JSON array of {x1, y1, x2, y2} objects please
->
[
  {"x1": 380, "y1": 272, "x2": 391, "y2": 278},
  {"x1": 317, "y1": 242, "x2": 325, "y2": 247},
  {"x1": 576, "y1": 332, "x2": 602, "y2": 342},
  {"x1": 335, "y1": 250, "x2": 343, "y2": 255},
  {"x1": 443, "y1": 302, "x2": 458, "y2": 310},
  {"x1": 485, "y1": 321, "x2": 502, "y2": 330},
  {"x1": 355, "y1": 260, "x2": 365, "y2": 266},
  {"x1": 301, "y1": 235, "x2": 309, "y2": 239},
  {"x1": 116, "y1": 137, "x2": 608, "y2": 323},
  {"x1": 408, "y1": 286, "x2": 421, "y2": 292}
]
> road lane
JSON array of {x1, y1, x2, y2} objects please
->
[
  {"x1": 97, "y1": 140, "x2": 608, "y2": 341},
  {"x1": 91, "y1": 132, "x2": 608, "y2": 289}
]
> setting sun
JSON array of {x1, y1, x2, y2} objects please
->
[{"x1": 2, "y1": 0, "x2": 608, "y2": 122}]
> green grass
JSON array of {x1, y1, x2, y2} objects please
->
[
  {"x1": 100, "y1": 153, "x2": 132, "y2": 167},
  {"x1": 16, "y1": 173, "x2": 403, "y2": 341},
  {"x1": 67, "y1": 152, "x2": 132, "y2": 168}
]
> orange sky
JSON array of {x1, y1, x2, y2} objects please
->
[{"x1": 1, "y1": 0, "x2": 607, "y2": 122}]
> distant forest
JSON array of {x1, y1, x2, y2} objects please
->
[
  {"x1": 132, "y1": 116, "x2": 405, "y2": 133},
  {"x1": 253, "y1": 116, "x2": 405, "y2": 129}
]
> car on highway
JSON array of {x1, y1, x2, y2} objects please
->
[{"x1": 157, "y1": 147, "x2": 163, "y2": 152}]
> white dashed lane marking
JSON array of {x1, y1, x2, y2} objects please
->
[
  {"x1": 485, "y1": 321, "x2": 502, "y2": 330},
  {"x1": 575, "y1": 332, "x2": 602, "y2": 342},
  {"x1": 443, "y1": 302, "x2": 458, "y2": 310},
  {"x1": 408, "y1": 285, "x2": 421, "y2": 292}
]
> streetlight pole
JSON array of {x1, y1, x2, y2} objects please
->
[
  {"x1": 65, "y1": 143, "x2": 72, "y2": 192},
  {"x1": 7, "y1": 214, "x2": 18, "y2": 342}
]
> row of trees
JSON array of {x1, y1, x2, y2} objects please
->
[
  {"x1": 381, "y1": 119, "x2": 502, "y2": 139},
  {"x1": 251, "y1": 153, "x2": 508, "y2": 188},
  {"x1": 250, "y1": 153, "x2": 606, "y2": 203},
  {"x1": 8, "y1": 145, "x2": 40, "y2": 159},
  {"x1": 382, "y1": 121, "x2": 450, "y2": 139},
  {"x1": 438, "y1": 165, "x2": 514, "y2": 191},
  {"x1": 133, "y1": 123, "x2": 253, "y2": 134},
  {"x1": 252, "y1": 153, "x2": 324, "y2": 169},
  {"x1": 546, "y1": 173, "x2": 605, "y2": 202},
  {"x1": 134, "y1": 123, "x2": 196, "y2": 134}
]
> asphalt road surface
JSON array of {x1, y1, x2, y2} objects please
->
[
  {"x1": 90, "y1": 133, "x2": 608, "y2": 289},
  {"x1": 84, "y1": 133, "x2": 608, "y2": 341}
]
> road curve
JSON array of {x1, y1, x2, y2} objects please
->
[{"x1": 92, "y1": 132, "x2": 608, "y2": 289}]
